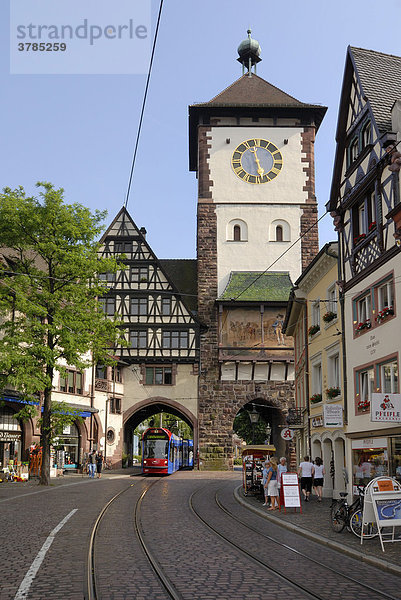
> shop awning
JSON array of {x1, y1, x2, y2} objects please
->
[{"x1": 1, "y1": 395, "x2": 98, "y2": 418}]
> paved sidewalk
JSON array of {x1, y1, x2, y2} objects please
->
[{"x1": 235, "y1": 486, "x2": 401, "y2": 577}]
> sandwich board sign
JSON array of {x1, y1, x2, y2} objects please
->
[
  {"x1": 280, "y1": 472, "x2": 301, "y2": 513},
  {"x1": 362, "y1": 476, "x2": 401, "y2": 552}
]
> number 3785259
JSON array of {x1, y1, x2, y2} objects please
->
[{"x1": 18, "y1": 43, "x2": 67, "y2": 51}]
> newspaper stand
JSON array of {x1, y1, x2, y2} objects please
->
[
  {"x1": 279, "y1": 472, "x2": 301, "y2": 513},
  {"x1": 242, "y1": 445, "x2": 276, "y2": 496},
  {"x1": 362, "y1": 476, "x2": 401, "y2": 552}
]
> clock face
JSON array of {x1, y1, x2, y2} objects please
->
[{"x1": 231, "y1": 138, "x2": 283, "y2": 184}]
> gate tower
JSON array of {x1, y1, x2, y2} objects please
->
[{"x1": 190, "y1": 31, "x2": 327, "y2": 468}]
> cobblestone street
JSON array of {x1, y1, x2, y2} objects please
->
[{"x1": 0, "y1": 470, "x2": 400, "y2": 599}]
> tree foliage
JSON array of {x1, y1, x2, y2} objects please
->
[
  {"x1": 0, "y1": 183, "x2": 125, "y2": 484},
  {"x1": 233, "y1": 410, "x2": 269, "y2": 445}
]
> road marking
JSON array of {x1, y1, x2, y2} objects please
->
[{"x1": 14, "y1": 509, "x2": 78, "y2": 600}]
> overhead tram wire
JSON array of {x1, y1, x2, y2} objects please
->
[{"x1": 124, "y1": 0, "x2": 164, "y2": 210}]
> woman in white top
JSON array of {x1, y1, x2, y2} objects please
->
[
  {"x1": 277, "y1": 456, "x2": 287, "y2": 489},
  {"x1": 312, "y1": 457, "x2": 325, "y2": 502},
  {"x1": 298, "y1": 455, "x2": 314, "y2": 501}
]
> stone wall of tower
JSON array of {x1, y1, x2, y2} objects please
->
[{"x1": 300, "y1": 127, "x2": 319, "y2": 269}]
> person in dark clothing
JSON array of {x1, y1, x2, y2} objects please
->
[{"x1": 96, "y1": 452, "x2": 104, "y2": 478}]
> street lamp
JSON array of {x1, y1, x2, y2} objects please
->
[
  {"x1": 248, "y1": 405, "x2": 260, "y2": 444},
  {"x1": 265, "y1": 423, "x2": 272, "y2": 445}
]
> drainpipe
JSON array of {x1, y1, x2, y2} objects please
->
[{"x1": 304, "y1": 301, "x2": 311, "y2": 456}]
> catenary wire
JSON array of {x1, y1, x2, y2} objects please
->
[{"x1": 124, "y1": 0, "x2": 164, "y2": 210}]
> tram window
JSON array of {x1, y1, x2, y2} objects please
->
[{"x1": 144, "y1": 440, "x2": 168, "y2": 459}]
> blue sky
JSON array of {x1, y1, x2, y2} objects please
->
[{"x1": 1, "y1": 0, "x2": 400, "y2": 259}]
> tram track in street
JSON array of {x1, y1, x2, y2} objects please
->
[
  {"x1": 86, "y1": 475, "x2": 182, "y2": 600},
  {"x1": 189, "y1": 483, "x2": 401, "y2": 600},
  {"x1": 219, "y1": 489, "x2": 401, "y2": 600}
]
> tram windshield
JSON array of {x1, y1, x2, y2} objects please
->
[{"x1": 144, "y1": 439, "x2": 169, "y2": 459}]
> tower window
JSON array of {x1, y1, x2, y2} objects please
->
[
  {"x1": 233, "y1": 225, "x2": 241, "y2": 241},
  {"x1": 276, "y1": 225, "x2": 283, "y2": 242}
]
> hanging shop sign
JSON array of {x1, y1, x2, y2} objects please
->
[
  {"x1": 371, "y1": 393, "x2": 401, "y2": 422},
  {"x1": 0, "y1": 431, "x2": 21, "y2": 442},
  {"x1": 280, "y1": 428, "x2": 295, "y2": 441},
  {"x1": 323, "y1": 404, "x2": 343, "y2": 428},
  {"x1": 311, "y1": 416, "x2": 323, "y2": 428}
]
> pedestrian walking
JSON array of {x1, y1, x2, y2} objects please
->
[
  {"x1": 96, "y1": 451, "x2": 104, "y2": 478},
  {"x1": 88, "y1": 450, "x2": 96, "y2": 478},
  {"x1": 277, "y1": 456, "x2": 287, "y2": 489},
  {"x1": 266, "y1": 457, "x2": 279, "y2": 510},
  {"x1": 262, "y1": 460, "x2": 270, "y2": 506},
  {"x1": 298, "y1": 455, "x2": 314, "y2": 501},
  {"x1": 312, "y1": 457, "x2": 325, "y2": 502}
]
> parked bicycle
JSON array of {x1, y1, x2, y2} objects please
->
[{"x1": 330, "y1": 484, "x2": 378, "y2": 538}]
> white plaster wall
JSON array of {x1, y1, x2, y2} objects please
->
[
  {"x1": 122, "y1": 364, "x2": 198, "y2": 420},
  {"x1": 208, "y1": 126, "x2": 308, "y2": 205},
  {"x1": 217, "y1": 203, "x2": 302, "y2": 294},
  {"x1": 208, "y1": 126, "x2": 306, "y2": 294},
  {"x1": 345, "y1": 258, "x2": 401, "y2": 436}
]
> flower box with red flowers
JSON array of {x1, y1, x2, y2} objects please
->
[
  {"x1": 354, "y1": 233, "x2": 366, "y2": 245},
  {"x1": 323, "y1": 311, "x2": 337, "y2": 323},
  {"x1": 357, "y1": 399, "x2": 370, "y2": 412},
  {"x1": 310, "y1": 394, "x2": 322, "y2": 404},
  {"x1": 375, "y1": 306, "x2": 394, "y2": 323},
  {"x1": 326, "y1": 387, "x2": 341, "y2": 399},
  {"x1": 355, "y1": 319, "x2": 371, "y2": 332},
  {"x1": 368, "y1": 221, "x2": 377, "y2": 232},
  {"x1": 308, "y1": 324, "x2": 320, "y2": 336}
]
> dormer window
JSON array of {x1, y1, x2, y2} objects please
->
[
  {"x1": 349, "y1": 138, "x2": 359, "y2": 163},
  {"x1": 361, "y1": 121, "x2": 371, "y2": 149}
]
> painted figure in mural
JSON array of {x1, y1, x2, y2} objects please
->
[{"x1": 272, "y1": 314, "x2": 285, "y2": 345}]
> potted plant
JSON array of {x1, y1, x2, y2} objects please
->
[
  {"x1": 375, "y1": 306, "x2": 394, "y2": 323},
  {"x1": 308, "y1": 324, "x2": 320, "y2": 336},
  {"x1": 357, "y1": 399, "x2": 370, "y2": 412},
  {"x1": 326, "y1": 387, "x2": 341, "y2": 399},
  {"x1": 354, "y1": 233, "x2": 366, "y2": 245},
  {"x1": 323, "y1": 311, "x2": 337, "y2": 323},
  {"x1": 310, "y1": 393, "x2": 322, "y2": 404},
  {"x1": 355, "y1": 319, "x2": 371, "y2": 332}
]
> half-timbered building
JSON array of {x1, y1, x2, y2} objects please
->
[
  {"x1": 328, "y1": 46, "x2": 401, "y2": 492},
  {"x1": 98, "y1": 207, "x2": 200, "y2": 463}
]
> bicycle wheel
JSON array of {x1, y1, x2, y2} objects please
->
[
  {"x1": 330, "y1": 501, "x2": 347, "y2": 532},
  {"x1": 349, "y1": 509, "x2": 379, "y2": 538}
]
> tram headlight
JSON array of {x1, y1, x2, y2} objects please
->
[
  {"x1": 164, "y1": 460, "x2": 168, "y2": 465},
  {"x1": 143, "y1": 460, "x2": 147, "y2": 465}
]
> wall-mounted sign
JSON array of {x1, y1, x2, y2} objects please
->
[
  {"x1": 0, "y1": 431, "x2": 21, "y2": 442},
  {"x1": 311, "y1": 417, "x2": 323, "y2": 428},
  {"x1": 280, "y1": 428, "x2": 294, "y2": 440},
  {"x1": 371, "y1": 393, "x2": 401, "y2": 422},
  {"x1": 323, "y1": 404, "x2": 343, "y2": 428}
]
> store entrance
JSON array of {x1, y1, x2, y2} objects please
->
[
  {"x1": 0, "y1": 405, "x2": 22, "y2": 469},
  {"x1": 54, "y1": 422, "x2": 80, "y2": 470}
]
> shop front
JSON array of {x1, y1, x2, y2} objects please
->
[
  {"x1": 351, "y1": 435, "x2": 401, "y2": 492},
  {"x1": 53, "y1": 422, "x2": 81, "y2": 470},
  {"x1": 0, "y1": 405, "x2": 22, "y2": 469}
]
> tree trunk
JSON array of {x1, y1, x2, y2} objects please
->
[{"x1": 39, "y1": 386, "x2": 52, "y2": 485}]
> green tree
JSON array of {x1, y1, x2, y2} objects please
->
[
  {"x1": 0, "y1": 183, "x2": 125, "y2": 485},
  {"x1": 233, "y1": 410, "x2": 268, "y2": 445}
]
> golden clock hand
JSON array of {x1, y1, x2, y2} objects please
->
[{"x1": 249, "y1": 147, "x2": 265, "y2": 176}]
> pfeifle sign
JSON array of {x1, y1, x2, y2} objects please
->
[
  {"x1": 280, "y1": 472, "x2": 301, "y2": 512},
  {"x1": 371, "y1": 393, "x2": 401, "y2": 422}
]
